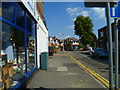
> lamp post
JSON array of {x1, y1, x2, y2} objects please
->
[
  {"x1": 61, "y1": 34, "x2": 65, "y2": 52},
  {"x1": 63, "y1": 39, "x2": 65, "y2": 51},
  {"x1": 57, "y1": 33, "x2": 65, "y2": 52}
]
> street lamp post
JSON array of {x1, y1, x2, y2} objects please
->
[
  {"x1": 57, "y1": 33, "x2": 65, "y2": 52},
  {"x1": 62, "y1": 34, "x2": 65, "y2": 52},
  {"x1": 63, "y1": 39, "x2": 65, "y2": 51}
]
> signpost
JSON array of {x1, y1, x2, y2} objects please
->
[
  {"x1": 111, "y1": 2, "x2": 120, "y2": 17},
  {"x1": 114, "y1": 18, "x2": 119, "y2": 89},
  {"x1": 84, "y1": 1, "x2": 118, "y2": 89},
  {"x1": 111, "y1": 2, "x2": 120, "y2": 89}
]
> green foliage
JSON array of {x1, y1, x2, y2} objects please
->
[
  {"x1": 67, "y1": 42, "x2": 72, "y2": 48},
  {"x1": 78, "y1": 43, "x2": 83, "y2": 48},
  {"x1": 74, "y1": 15, "x2": 97, "y2": 46}
]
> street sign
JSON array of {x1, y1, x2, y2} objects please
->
[
  {"x1": 84, "y1": 2, "x2": 118, "y2": 7},
  {"x1": 111, "y1": 2, "x2": 120, "y2": 17},
  {"x1": 84, "y1": 0, "x2": 118, "y2": 8}
]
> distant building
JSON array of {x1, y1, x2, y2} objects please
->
[
  {"x1": 98, "y1": 20, "x2": 120, "y2": 51},
  {"x1": 48, "y1": 36, "x2": 63, "y2": 52},
  {"x1": 48, "y1": 36, "x2": 61, "y2": 47},
  {"x1": 64, "y1": 37, "x2": 79, "y2": 50}
]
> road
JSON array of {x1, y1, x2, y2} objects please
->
[
  {"x1": 27, "y1": 51, "x2": 106, "y2": 89},
  {"x1": 67, "y1": 51, "x2": 120, "y2": 87}
]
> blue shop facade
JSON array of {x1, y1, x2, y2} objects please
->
[{"x1": 0, "y1": 1, "x2": 48, "y2": 89}]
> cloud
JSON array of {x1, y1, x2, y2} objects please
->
[
  {"x1": 66, "y1": 7, "x2": 90, "y2": 21},
  {"x1": 66, "y1": 8, "x2": 78, "y2": 13},
  {"x1": 66, "y1": 7, "x2": 79, "y2": 16},
  {"x1": 64, "y1": 35, "x2": 71, "y2": 39},
  {"x1": 72, "y1": 18, "x2": 76, "y2": 21},
  {"x1": 79, "y1": 11, "x2": 89, "y2": 17},
  {"x1": 91, "y1": 8, "x2": 105, "y2": 18},
  {"x1": 65, "y1": 25, "x2": 74, "y2": 29}
]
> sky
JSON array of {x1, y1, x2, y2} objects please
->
[{"x1": 44, "y1": 2, "x2": 113, "y2": 39}]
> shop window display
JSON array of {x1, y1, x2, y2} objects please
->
[
  {"x1": 2, "y1": 2, "x2": 14, "y2": 23},
  {"x1": 27, "y1": 34, "x2": 36, "y2": 72},
  {"x1": 16, "y1": 3, "x2": 25, "y2": 29},
  {"x1": 0, "y1": 2, "x2": 1, "y2": 88},
  {"x1": 2, "y1": 22, "x2": 25, "y2": 88},
  {"x1": 0, "y1": 1, "x2": 1, "y2": 17},
  {"x1": 27, "y1": 14, "x2": 36, "y2": 34},
  {"x1": 1, "y1": 2, "x2": 37, "y2": 88},
  {"x1": 0, "y1": 2, "x2": 2, "y2": 88}
]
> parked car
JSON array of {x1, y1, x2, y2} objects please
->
[
  {"x1": 92, "y1": 48, "x2": 108, "y2": 59},
  {"x1": 49, "y1": 47, "x2": 54, "y2": 56},
  {"x1": 83, "y1": 47, "x2": 89, "y2": 51},
  {"x1": 83, "y1": 46, "x2": 94, "y2": 54}
]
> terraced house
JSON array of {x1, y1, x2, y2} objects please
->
[{"x1": 0, "y1": 0, "x2": 48, "y2": 89}]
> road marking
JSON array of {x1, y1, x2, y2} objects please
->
[
  {"x1": 67, "y1": 54, "x2": 111, "y2": 88},
  {"x1": 57, "y1": 67, "x2": 67, "y2": 72},
  {"x1": 67, "y1": 73, "x2": 79, "y2": 75}
]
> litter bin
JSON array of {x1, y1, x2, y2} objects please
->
[{"x1": 40, "y1": 52, "x2": 48, "y2": 70}]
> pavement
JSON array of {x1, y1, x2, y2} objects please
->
[{"x1": 27, "y1": 51, "x2": 107, "y2": 89}]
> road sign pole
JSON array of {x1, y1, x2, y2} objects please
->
[
  {"x1": 106, "y1": 2, "x2": 114, "y2": 89},
  {"x1": 114, "y1": 18, "x2": 119, "y2": 90}
]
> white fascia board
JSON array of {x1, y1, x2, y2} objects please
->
[{"x1": 21, "y1": 0, "x2": 48, "y2": 34}]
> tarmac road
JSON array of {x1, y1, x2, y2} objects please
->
[{"x1": 67, "y1": 51, "x2": 120, "y2": 88}]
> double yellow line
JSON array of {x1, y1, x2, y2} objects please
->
[{"x1": 67, "y1": 54, "x2": 110, "y2": 88}]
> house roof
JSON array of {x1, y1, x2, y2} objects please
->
[{"x1": 66, "y1": 37, "x2": 79, "y2": 42}]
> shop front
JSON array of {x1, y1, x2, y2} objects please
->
[{"x1": 0, "y1": 2, "x2": 38, "y2": 89}]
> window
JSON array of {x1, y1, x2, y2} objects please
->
[
  {"x1": 16, "y1": 3, "x2": 25, "y2": 28},
  {"x1": 1, "y1": 2, "x2": 37, "y2": 88},
  {"x1": 100, "y1": 31, "x2": 104, "y2": 37},
  {"x1": 0, "y1": 21, "x2": 2, "y2": 89},
  {"x1": 2, "y1": 2, "x2": 14, "y2": 22},
  {"x1": 27, "y1": 34, "x2": 36, "y2": 72},
  {"x1": 2, "y1": 22, "x2": 25, "y2": 88},
  {"x1": 27, "y1": 14, "x2": 35, "y2": 34},
  {"x1": 0, "y1": 2, "x2": 1, "y2": 16}
]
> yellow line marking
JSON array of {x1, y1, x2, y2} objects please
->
[{"x1": 67, "y1": 54, "x2": 110, "y2": 88}]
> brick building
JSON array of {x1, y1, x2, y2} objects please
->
[{"x1": 98, "y1": 21, "x2": 120, "y2": 51}]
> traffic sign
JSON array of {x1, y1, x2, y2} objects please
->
[
  {"x1": 84, "y1": 2, "x2": 118, "y2": 7},
  {"x1": 111, "y1": 1, "x2": 120, "y2": 17},
  {"x1": 84, "y1": 0, "x2": 118, "y2": 8}
]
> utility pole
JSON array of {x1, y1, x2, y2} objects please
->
[{"x1": 106, "y1": 2, "x2": 114, "y2": 89}]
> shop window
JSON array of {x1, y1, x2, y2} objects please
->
[
  {"x1": 16, "y1": 3, "x2": 24, "y2": 29},
  {"x1": 27, "y1": 14, "x2": 35, "y2": 34},
  {"x1": 0, "y1": 2, "x2": 1, "y2": 16},
  {"x1": 2, "y1": 2, "x2": 14, "y2": 23},
  {"x1": 27, "y1": 34, "x2": 36, "y2": 72},
  {"x1": 2, "y1": 22, "x2": 25, "y2": 88},
  {"x1": 0, "y1": 2, "x2": 1, "y2": 86}
]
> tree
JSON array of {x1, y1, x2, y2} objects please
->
[
  {"x1": 66, "y1": 42, "x2": 72, "y2": 51},
  {"x1": 74, "y1": 15, "x2": 94, "y2": 46}
]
